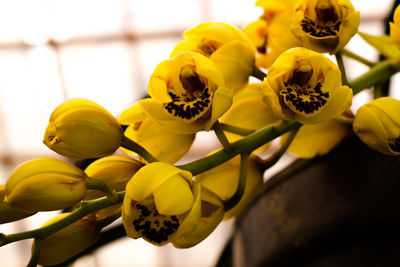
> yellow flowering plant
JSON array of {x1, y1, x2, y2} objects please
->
[{"x1": 1, "y1": 1, "x2": 400, "y2": 266}]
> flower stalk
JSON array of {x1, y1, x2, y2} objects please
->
[
  {"x1": 213, "y1": 121, "x2": 233, "y2": 151},
  {"x1": 121, "y1": 135, "x2": 158, "y2": 163}
]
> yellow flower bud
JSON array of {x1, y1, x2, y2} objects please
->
[
  {"x1": 84, "y1": 156, "x2": 143, "y2": 200},
  {"x1": 35, "y1": 213, "x2": 100, "y2": 266},
  {"x1": 390, "y1": 4, "x2": 400, "y2": 50},
  {"x1": 291, "y1": 0, "x2": 360, "y2": 54},
  {"x1": 171, "y1": 22, "x2": 255, "y2": 91},
  {"x1": 5, "y1": 158, "x2": 87, "y2": 212},
  {"x1": 0, "y1": 185, "x2": 35, "y2": 224},
  {"x1": 196, "y1": 155, "x2": 263, "y2": 220},
  {"x1": 262, "y1": 47, "x2": 353, "y2": 124},
  {"x1": 353, "y1": 97, "x2": 400, "y2": 156},
  {"x1": 122, "y1": 162, "x2": 195, "y2": 246},
  {"x1": 140, "y1": 52, "x2": 233, "y2": 134},
  {"x1": 43, "y1": 98, "x2": 123, "y2": 159},
  {"x1": 119, "y1": 102, "x2": 195, "y2": 164}
]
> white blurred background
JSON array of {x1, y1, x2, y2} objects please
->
[{"x1": 0, "y1": 0, "x2": 398, "y2": 266}]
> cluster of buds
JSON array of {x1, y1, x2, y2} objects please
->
[{"x1": 2, "y1": 0, "x2": 400, "y2": 266}]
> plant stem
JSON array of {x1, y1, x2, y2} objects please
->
[
  {"x1": 213, "y1": 121, "x2": 232, "y2": 151},
  {"x1": 86, "y1": 177, "x2": 116, "y2": 201},
  {"x1": 350, "y1": 58, "x2": 400, "y2": 95},
  {"x1": 27, "y1": 238, "x2": 42, "y2": 267},
  {"x1": 178, "y1": 121, "x2": 302, "y2": 175},
  {"x1": 218, "y1": 123, "x2": 255, "y2": 136},
  {"x1": 251, "y1": 66, "x2": 267, "y2": 81},
  {"x1": 341, "y1": 49, "x2": 375, "y2": 67},
  {"x1": 223, "y1": 152, "x2": 248, "y2": 211},
  {"x1": 121, "y1": 135, "x2": 158, "y2": 163},
  {"x1": 335, "y1": 50, "x2": 348, "y2": 85},
  {"x1": 254, "y1": 128, "x2": 299, "y2": 172},
  {"x1": 0, "y1": 192, "x2": 125, "y2": 247}
]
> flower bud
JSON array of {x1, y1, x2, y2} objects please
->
[
  {"x1": 140, "y1": 52, "x2": 232, "y2": 134},
  {"x1": 291, "y1": 0, "x2": 360, "y2": 54},
  {"x1": 262, "y1": 47, "x2": 353, "y2": 124},
  {"x1": 353, "y1": 97, "x2": 400, "y2": 156},
  {"x1": 43, "y1": 98, "x2": 123, "y2": 159},
  {"x1": 196, "y1": 155, "x2": 263, "y2": 220},
  {"x1": 5, "y1": 158, "x2": 87, "y2": 212},
  {"x1": 35, "y1": 213, "x2": 100, "y2": 266},
  {"x1": 0, "y1": 185, "x2": 35, "y2": 224},
  {"x1": 171, "y1": 22, "x2": 255, "y2": 91}
]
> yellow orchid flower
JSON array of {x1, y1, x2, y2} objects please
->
[
  {"x1": 291, "y1": 0, "x2": 360, "y2": 54},
  {"x1": 140, "y1": 52, "x2": 233, "y2": 134},
  {"x1": 262, "y1": 47, "x2": 353, "y2": 124},
  {"x1": 122, "y1": 162, "x2": 224, "y2": 247},
  {"x1": 390, "y1": 4, "x2": 400, "y2": 50},
  {"x1": 5, "y1": 158, "x2": 87, "y2": 212},
  {"x1": 35, "y1": 213, "x2": 100, "y2": 266},
  {"x1": 122, "y1": 162, "x2": 195, "y2": 246},
  {"x1": 353, "y1": 97, "x2": 400, "y2": 156},
  {"x1": 196, "y1": 155, "x2": 263, "y2": 220},
  {"x1": 283, "y1": 119, "x2": 351, "y2": 158},
  {"x1": 43, "y1": 98, "x2": 123, "y2": 160},
  {"x1": 0, "y1": 185, "x2": 35, "y2": 224},
  {"x1": 171, "y1": 22, "x2": 255, "y2": 91},
  {"x1": 119, "y1": 102, "x2": 195, "y2": 164}
]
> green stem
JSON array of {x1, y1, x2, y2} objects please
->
[
  {"x1": 223, "y1": 152, "x2": 248, "y2": 211},
  {"x1": 350, "y1": 58, "x2": 400, "y2": 95},
  {"x1": 341, "y1": 49, "x2": 375, "y2": 67},
  {"x1": 218, "y1": 123, "x2": 255, "y2": 136},
  {"x1": 254, "y1": 128, "x2": 299, "y2": 172},
  {"x1": 335, "y1": 50, "x2": 348, "y2": 85},
  {"x1": 178, "y1": 121, "x2": 302, "y2": 175},
  {"x1": 121, "y1": 135, "x2": 158, "y2": 163},
  {"x1": 251, "y1": 66, "x2": 267, "y2": 81},
  {"x1": 27, "y1": 238, "x2": 42, "y2": 267},
  {"x1": 0, "y1": 192, "x2": 125, "y2": 247},
  {"x1": 213, "y1": 121, "x2": 232, "y2": 151},
  {"x1": 86, "y1": 177, "x2": 117, "y2": 201}
]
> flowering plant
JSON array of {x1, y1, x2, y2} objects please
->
[{"x1": 1, "y1": 0, "x2": 400, "y2": 266}]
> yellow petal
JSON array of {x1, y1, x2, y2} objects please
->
[
  {"x1": 204, "y1": 87, "x2": 233, "y2": 131},
  {"x1": 153, "y1": 174, "x2": 194, "y2": 215},
  {"x1": 118, "y1": 102, "x2": 147, "y2": 125},
  {"x1": 126, "y1": 162, "x2": 192, "y2": 202},
  {"x1": 284, "y1": 120, "x2": 351, "y2": 158}
]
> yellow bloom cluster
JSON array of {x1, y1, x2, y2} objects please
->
[{"x1": 4, "y1": 1, "x2": 400, "y2": 266}]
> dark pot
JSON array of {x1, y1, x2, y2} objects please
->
[{"x1": 233, "y1": 136, "x2": 400, "y2": 267}]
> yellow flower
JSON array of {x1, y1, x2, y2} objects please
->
[
  {"x1": 353, "y1": 97, "x2": 400, "y2": 156},
  {"x1": 171, "y1": 22, "x2": 255, "y2": 91},
  {"x1": 43, "y1": 98, "x2": 124, "y2": 159},
  {"x1": 390, "y1": 4, "x2": 400, "y2": 50},
  {"x1": 0, "y1": 185, "x2": 35, "y2": 224},
  {"x1": 291, "y1": 0, "x2": 360, "y2": 54},
  {"x1": 140, "y1": 52, "x2": 233, "y2": 134},
  {"x1": 256, "y1": 0, "x2": 298, "y2": 21},
  {"x1": 119, "y1": 102, "x2": 195, "y2": 164},
  {"x1": 196, "y1": 155, "x2": 263, "y2": 220},
  {"x1": 122, "y1": 162, "x2": 224, "y2": 247},
  {"x1": 283, "y1": 119, "x2": 351, "y2": 158},
  {"x1": 122, "y1": 162, "x2": 195, "y2": 246},
  {"x1": 262, "y1": 47, "x2": 353, "y2": 124},
  {"x1": 5, "y1": 158, "x2": 87, "y2": 212},
  {"x1": 35, "y1": 213, "x2": 100, "y2": 266}
]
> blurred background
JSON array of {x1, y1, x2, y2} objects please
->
[{"x1": 0, "y1": 0, "x2": 398, "y2": 266}]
